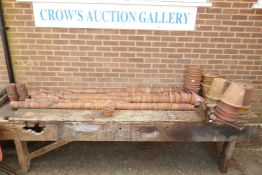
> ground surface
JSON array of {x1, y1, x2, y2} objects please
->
[{"x1": 2, "y1": 142, "x2": 262, "y2": 175}]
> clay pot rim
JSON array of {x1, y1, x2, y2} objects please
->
[
  {"x1": 186, "y1": 82, "x2": 201, "y2": 84},
  {"x1": 202, "y1": 73, "x2": 219, "y2": 78},
  {"x1": 185, "y1": 82, "x2": 201, "y2": 85},
  {"x1": 217, "y1": 101, "x2": 240, "y2": 110},
  {"x1": 187, "y1": 69, "x2": 202, "y2": 72},
  {"x1": 186, "y1": 72, "x2": 202, "y2": 76},
  {"x1": 220, "y1": 99, "x2": 243, "y2": 108},
  {"x1": 187, "y1": 67, "x2": 201, "y2": 72},
  {"x1": 186, "y1": 79, "x2": 202, "y2": 82},
  {"x1": 186, "y1": 78, "x2": 201, "y2": 83},
  {"x1": 241, "y1": 105, "x2": 251, "y2": 109}
]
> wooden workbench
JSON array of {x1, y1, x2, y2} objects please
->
[{"x1": 0, "y1": 103, "x2": 261, "y2": 174}]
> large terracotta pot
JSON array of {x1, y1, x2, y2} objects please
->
[
  {"x1": 206, "y1": 78, "x2": 227, "y2": 100},
  {"x1": 220, "y1": 83, "x2": 245, "y2": 108}
]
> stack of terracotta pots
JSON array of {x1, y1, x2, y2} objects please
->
[
  {"x1": 201, "y1": 72, "x2": 219, "y2": 98},
  {"x1": 184, "y1": 66, "x2": 202, "y2": 93},
  {"x1": 6, "y1": 84, "x2": 19, "y2": 101},
  {"x1": 16, "y1": 82, "x2": 30, "y2": 101},
  {"x1": 127, "y1": 91, "x2": 198, "y2": 104},
  {"x1": 214, "y1": 83, "x2": 251, "y2": 122},
  {"x1": 10, "y1": 86, "x2": 204, "y2": 111}
]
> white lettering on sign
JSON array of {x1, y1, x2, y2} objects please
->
[{"x1": 33, "y1": 3, "x2": 197, "y2": 30}]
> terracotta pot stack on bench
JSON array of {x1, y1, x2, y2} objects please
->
[
  {"x1": 5, "y1": 84, "x2": 19, "y2": 101},
  {"x1": 184, "y1": 66, "x2": 202, "y2": 93},
  {"x1": 7, "y1": 83, "x2": 204, "y2": 113},
  {"x1": 205, "y1": 81, "x2": 254, "y2": 123},
  {"x1": 214, "y1": 83, "x2": 253, "y2": 122}
]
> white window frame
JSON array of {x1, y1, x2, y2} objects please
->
[
  {"x1": 16, "y1": 0, "x2": 212, "y2": 7},
  {"x1": 253, "y1": 0, "x2": 262, "y2": 9}
]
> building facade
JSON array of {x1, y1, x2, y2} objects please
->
[{"x1": 0, "y1": 0, "x2": 261, "y2": 115}]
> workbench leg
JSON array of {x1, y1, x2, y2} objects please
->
[
  {"x1": 220, "y1": 141, "x2": 236, "y2": 173},
  {"x1": 14, "y1": 140, "x2": 30, "y2": 173}
]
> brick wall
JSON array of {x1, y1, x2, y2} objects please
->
[
  {"x1": 0, "y1": 37, "x2": 8, "y2": 88},
  {"x1": 0, "y1": 0, "x2": 261, "y2": 115}
]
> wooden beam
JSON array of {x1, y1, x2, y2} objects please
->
[
  {"x1": 219, "y1": 141, "x2": 237, "y2": 173},
  {"x1": 14, "y1": 140, "x2": 30, "y2": 173},
  {"x1": 28, "y1": 141, "x2": 71, "y2": 160}
]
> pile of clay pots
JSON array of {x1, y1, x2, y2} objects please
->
[
  {"x1": 184, "y1": 66, "x2": 202, "y2": 93},
  {"x1": 6, "y1": 83, "x2": 29, "y2": 101},
  {"x1": 6, "y1": 84, "x2": 19, "y2": 101},
  {"x1": 8, "y1": 85, "x2": 205, "y2": 114},
  {"x1": 205, "y1": 78, "x2": 253, "y2": 123}
]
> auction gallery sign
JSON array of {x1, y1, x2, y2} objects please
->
[{"x1": 32, "y1": 3, "x2": 197, "y2": 31}]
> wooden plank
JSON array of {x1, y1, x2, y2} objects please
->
[
  {"x1": 12, "y1": 122, "x2": 260, "y2": 142},
  {"x1": 28, "y1": 141, "x2": 71, "y2": 160},
  {"x1": 10, "y1": 109, "x2": 202, "y2": 123},
  {"x1": 14, "y1": 140, "x2": 30, "y2": 173},
  {"x1": 220, "y1": 141, "x2": 237, "y2": 173}
]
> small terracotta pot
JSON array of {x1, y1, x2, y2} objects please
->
[
  {"x1": 206, "y1": 78, "x2": 227, "y2": 100},
  {"x1": 102, "y1": 107, "x2": 114, "y2": 117},
  {"x1": 220, "y1": 83, "x2": 246, "y2": 108}
]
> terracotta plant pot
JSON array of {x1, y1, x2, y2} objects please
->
[
  {"x1": 102, "y1": 107, "x2": 115, "y2": 117},
  {"x1": 220, "y1": 83, "x2": 246, "y2": 108},
  {"x1": 6, "y1": 84, "x2": 19, "y2": 101},
  {"x1": 206, "y1": 78, "x2": 227, "y2": 100}
]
